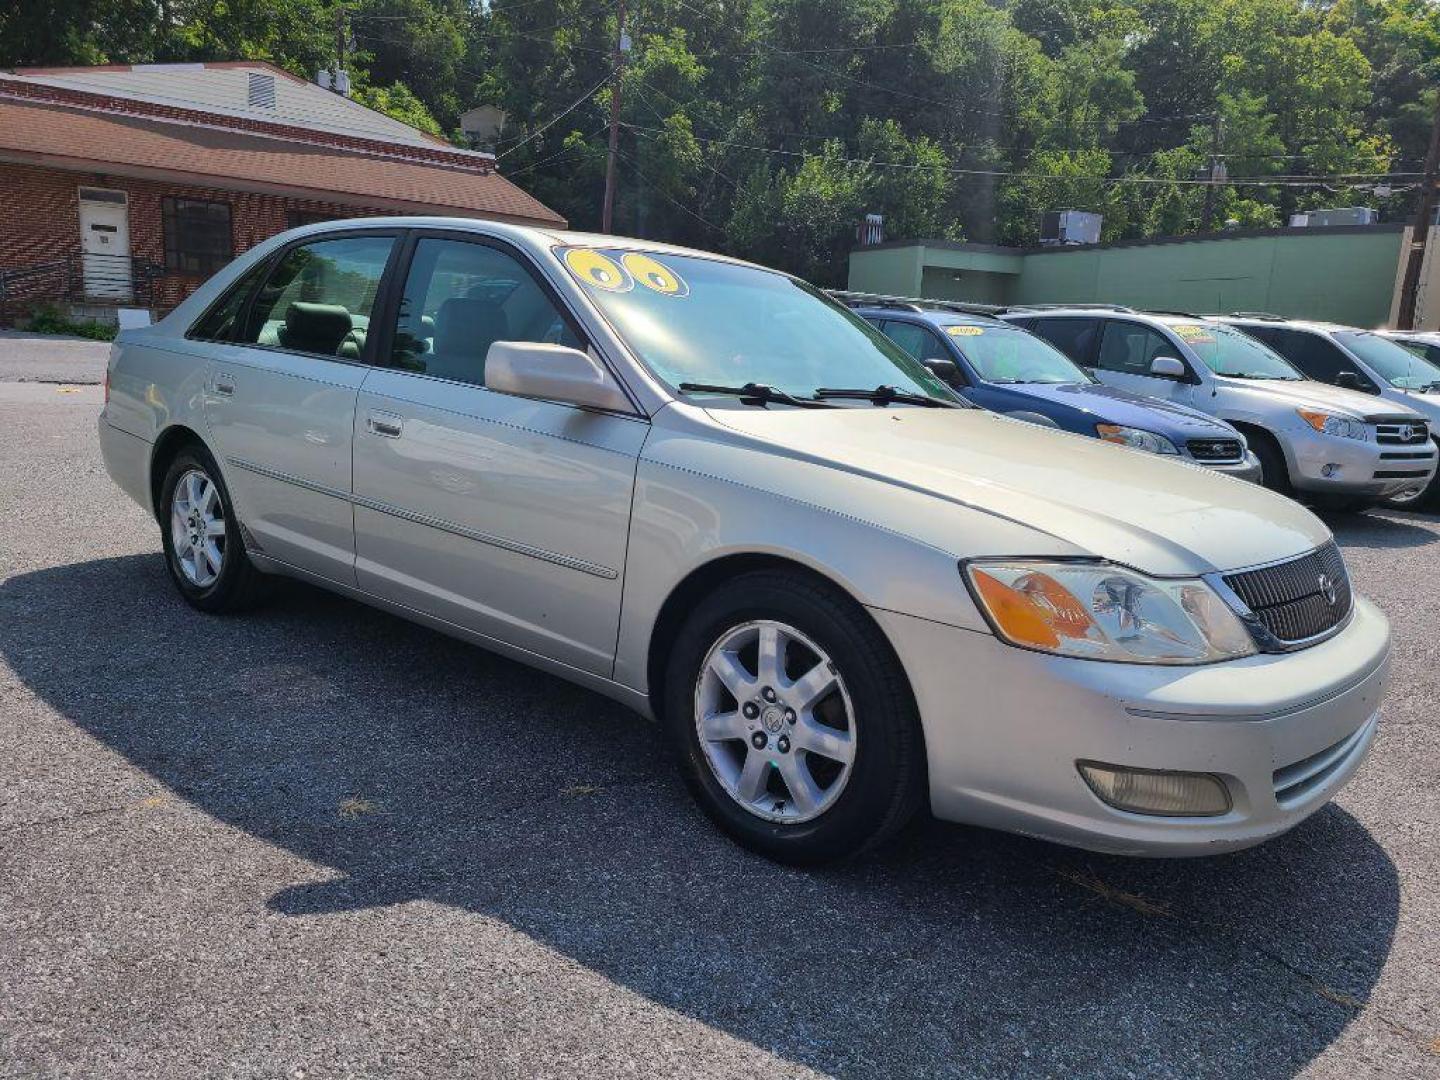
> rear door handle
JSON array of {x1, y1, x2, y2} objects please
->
[
  {"x1": 367, "y1": 412, "x2": 404, "y2": 439},
  {"x1": 213, "y1": 373, "x2": 235, "y2": 396}
]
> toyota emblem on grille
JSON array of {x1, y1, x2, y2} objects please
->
[
  {"x1": 1407, "y1": 425, "x2": 1424, "y2": 441},
  {"x1": 1317, "y1": 573, "x2": 1338, "y2": 606}
]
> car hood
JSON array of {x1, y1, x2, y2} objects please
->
[
  {"x1": 1217, "y1": 377, "x2": 1426, "y2": 420},
  {"x1": 704, "y1": 405, "x2": 1328, "y2": 576},
  {"x1": 1001, "y1": 382, "x2": 1237, "y2": 435}
]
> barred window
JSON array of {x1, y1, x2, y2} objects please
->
[{"x1": 162, "y1": 198, "x2": 233, "y2": 276}]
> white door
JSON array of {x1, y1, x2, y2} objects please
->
[{"x1": 78, "y1": 189, "x2": 132, "y2": 300}]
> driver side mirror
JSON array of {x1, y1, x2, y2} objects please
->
[
  {"x1": 1335, "y1": 370, "x2": 1378, "y2": 394},
  {"x1": 485, "y1": 341, "x2": 631, "y2": 412},
  {"x1": 1150, "y1": 356, "x2": 1187, "y2": 379},
  {"x1": 923, "y1": 358, "x2": 961, "y2": 386}
]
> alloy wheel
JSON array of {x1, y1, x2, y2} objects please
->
[
  {"x1": 170, "y1": 468, "x2": 226, "y2": 588},
  {"x1": 693, "y1": 619, "x2": 857, "y2": 823}
]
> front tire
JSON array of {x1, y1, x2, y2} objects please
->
[
  {"x1": 663, "y1": 570, "x2": 926, "y2": 864},
  {"x1": 159, "y1": 444, "x2": 268, "y2": 612}
]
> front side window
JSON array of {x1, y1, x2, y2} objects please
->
[
  {"x1": 1027, "y1": 318, "x2": 1100, "y2": 366},
  {"x1": 238, "y1": 234, "x2": 395, "y2": 360},
  {"x1": 949, "y1": 324, "x2": 1093, "y2": 384},
  {"x1": 881, "y1": 321, "x2": 949, "y2": 364},
  {"x1": 561, "y1": 247, "x2": 952, "y2": 402},
  {"x1": 390, "y1": 238, "x2": 583, "y2": 385},
  {"x1": 1170, "y1": 321, "x2": 1304, "y2": 380},
  {"x1": 163, "y1": 198, "x2": 233, "y2": 276},
  {"x1": 1097, "y1": 321, "x2": 1180, "y2": 377},
  {"x1": 1334, "y1": 331, "x2": 1440, "y2": 390}
]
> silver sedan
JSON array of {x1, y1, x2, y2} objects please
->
[{"x1": 99, "y1": 218, "x2": 1389, "y2": 863}]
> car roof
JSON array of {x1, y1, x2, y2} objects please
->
[
  {"x1": 1211, "y1": 314, "x2": 1370, "y2": 335},
  {"x1": 854, "y1": 307, "x2": 1005, "y2": 329}
]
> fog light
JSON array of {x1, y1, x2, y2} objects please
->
[
  {"x1": 1321, "y1": 463, "x2": 1340, "y2": 478},
  {"x1": 1078, "y1": 762, "x2": 1232, "y2": 817}
]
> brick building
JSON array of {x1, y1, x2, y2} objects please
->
[{"x1": 0, "y1": 62, "x2": 565, "y2": 319}]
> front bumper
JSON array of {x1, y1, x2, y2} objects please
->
[
  {"x1": 1286, "y1": 427, "x2": 1436, "y2": 499},
  {"x1": 874, "y1": 595, "x2": 1389, "y2": 856}
]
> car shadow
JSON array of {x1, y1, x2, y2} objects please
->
[
  {"x1": 1317, "y1": 508, "x2": 1438, "y2": 549},
  {"x1": 0, "y1": 555, "x2": 1400, "y2": 1078}
]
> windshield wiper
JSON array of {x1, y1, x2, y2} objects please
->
[
  {"x1": 678, "y1": 382, "x2": 836, "y2": 409},
  {"x1": 814, "y1": 384, "x2": 963, "y2": 408}
]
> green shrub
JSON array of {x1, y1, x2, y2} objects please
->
[{"x1": 25, "y1": 305, "x2": 118, "y2": 341}]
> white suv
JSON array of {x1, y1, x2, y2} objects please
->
[
  {"x1": 1002, "y1": 306, "x2": 1436, "y2": 510},
  {"x1": 1219, "y1": 316, "x2": 1440, "y2": 507}
]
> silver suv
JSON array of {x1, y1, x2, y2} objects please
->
[
  {"x1": 1001, "y1": 306, "x2": 1436, "y2": 510},
  {"x1": 1218, "y1": 316, "x2": 1440, "y2": 507}
]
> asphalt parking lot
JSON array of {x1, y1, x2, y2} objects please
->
[{"x1": 1, "y1": 337, "x2": 1437, "y2": 1079}]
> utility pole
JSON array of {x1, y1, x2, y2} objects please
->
[
  {"x1": 1200, "y1": 112, "x2": 1223, "y2": 231},
  {"x1": 328, "y1": 4, "x2": 351, "y2": 97},
  {"x1": 1396, "y1": 89, "x2": 1440, "y2": 330},
  {"x1": 601, "y1": 0, "x2": 627, "y2": 234}
]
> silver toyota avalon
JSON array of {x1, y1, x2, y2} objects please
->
[{"x1": 98, "y1": 218, "x2": 1389, "y2": 863}]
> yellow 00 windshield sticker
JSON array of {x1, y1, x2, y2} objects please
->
[
  {"x1": 622, "y1": 252, "x2": 689, "y2": 297},
  {"x1": 563, "y1": 248, "x2": 632, "y2": 292},
  {"x1": 1172, "y1": 324, "x2": 1215, "y2": 343},
  {"x1": 947, "y1": 325, "x2": 984, "y2": 336}
]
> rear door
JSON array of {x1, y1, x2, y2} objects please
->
[
  {"x1": 202, "y1": 230, "x2": 399, "y2": 584},
  {"x1": 1026, "y1": 317, "x2": 1101, "y2": 368},
  {"x1": 351, "y1": 232, "x2": 647, "y2": 676}
]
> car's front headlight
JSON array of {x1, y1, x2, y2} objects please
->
[
  {"x1": 1297, "y1": 409, "x2": 1367, "y2": 440},
  {"x1": 964, "y1": 561, "x2": 1257, "y2": 664},
  {"x1": 1095, "y1": 423, "x2": 1179, "y2": 455}
]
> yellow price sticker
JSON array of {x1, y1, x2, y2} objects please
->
[
  {"x1": 1172, "y1": 324, "x2": 1215, "y2": 343},
  {"x1": 563, "y1": 248, "x2": 632, "y2": 292},
  {"x1": 622, "y1": 252, "x2": 689, "y2": 298},
  {"x1": 947, "y1": 325, "x2": 985, "y2": 337}
]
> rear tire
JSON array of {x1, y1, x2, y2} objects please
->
[
  {"x1": 662, "y1": 569, "x2": 926, "y2": 864},
  {"x1": 159, "y1": 444, "x2": 268, "y2": 613}
]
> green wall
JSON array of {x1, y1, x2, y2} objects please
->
[{"x1": 849, "y1": 226, "x2": 1406, "y2": 326}]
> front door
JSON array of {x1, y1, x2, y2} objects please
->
[
  {"x1": 78, "y1": 188, "x2": 132, "y2": 300},
  {"x1": 352, "y1": 234, "x2": 647, "y2": 676},
  {"x1": 1092, "y1": 319, "x2": 1195, "y2": 405},
  {"x1": 203, "y1": 231, "x2": 399, "y2": 584}
]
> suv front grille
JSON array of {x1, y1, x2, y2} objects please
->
[
  {"x1": 1223, "y1": 541, "x2": 1352, "y2": 645},
  {"x1": 1375, "y1": 420, "x2": 1429, "y2": 445},
  {"x1": 1186, "y1": 437, "x2": 1244, "y2": 462}
]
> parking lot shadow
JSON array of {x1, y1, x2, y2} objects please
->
[{"x1": 0, "y1": 554, "x2": 1401, "y2": 1079}]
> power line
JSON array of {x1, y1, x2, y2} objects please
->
[
  {"x1": 497, "y1": 68, "x2": 615, "y2": 157},
  {"x1": 613, "y1": 145, "x2": 725, "y2": 233}
]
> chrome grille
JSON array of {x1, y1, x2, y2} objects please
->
[
  {"x1": 1223, "y1": 541, "x2": 1352, "y2": 645},
  {"x1": 1185, "y1": 437, "x2": 1244, "y2": 462},
  {"x1": 1375, "y1": 420, "x2": 1429, "y2": 445}
]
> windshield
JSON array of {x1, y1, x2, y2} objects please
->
[
  {"x1": 1170, "y1": 322, "x2": 1305, "y2": 380},
  {"x1": 557, "y1": 246, "x2": 955, "y2": 403},
  {"x1": 947, "y1": 324, "x2": 1093, "y2": 384},
  {"x1": 1336, "y1": 331, "x2": 1440, "y2": 390}
]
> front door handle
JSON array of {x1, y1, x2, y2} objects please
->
[
  {"x1": 213, "y1": 373, "x2": 235, "y2": 396},
  {"x1": 367, "y1": 412, "x2": 404, "y2": 438}
]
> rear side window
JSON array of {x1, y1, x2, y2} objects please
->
[
  {"x1": 189, "y1": 266, "x2": 264, "y2": 342},
  {"x1": 1028, "y1": 318, "x2": 1100, "y2": 365},
  {"x1": 1097, "y1": 321, "x2": 1178, "y2": 376},
  {"x1": 389, "y1": 237, "x2": 583, "y2": 386},
  {"x1": 880, "y1": 320, "x2": 949, "y2": 364},
  {"x1": 238, "y1": 234, "x2": 396, "y2": 360}
]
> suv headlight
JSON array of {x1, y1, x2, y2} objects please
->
[
  {"x1": 1096, "y1": 424, "x2": 1179, "y2": 455},
  {"x1": 1298, "y1": 409, "x2": 1367, "y2": 440},
  {"x1": 964, "y1": 561, "x2": 1257, "y2": 664}
]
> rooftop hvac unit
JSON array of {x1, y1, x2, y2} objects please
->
[
  {"x1": 1291, "y1": 207, "x2": 1379, "y2": 228},
  {"x1": 1039, "y1": 210, "x2": 1102, "y2": 246}
]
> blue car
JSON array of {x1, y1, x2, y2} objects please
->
[{"x1": 847, "y1": 299, "x2": 1262, "y2": 482}]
